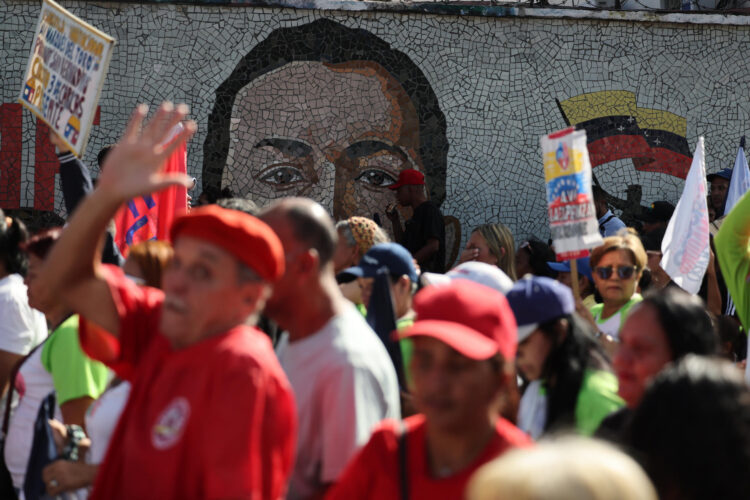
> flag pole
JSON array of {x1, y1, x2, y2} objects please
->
[{"x1": 570, "y1": 259, "x2": 580, "y2": 299}]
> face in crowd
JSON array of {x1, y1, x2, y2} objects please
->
[
  {"x1": 591, "y1": 249, "x2": 641, "y2": 306},
  {"x1": 410, "y1": 337, "x2": 506, "y2": 431},
  {"x1": 709, "y1": 177, "x2": 729, "y2": 213},
  {"x1": 613, "y1": 303, "x2": 673, "y2": 408},
  {"x1": 159, "y1": 236, "x2": 270, "y2": 348}
]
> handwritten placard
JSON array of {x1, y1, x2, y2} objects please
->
[{"x1": 18, "y1": 0, "x2": 114, "y2": 156}]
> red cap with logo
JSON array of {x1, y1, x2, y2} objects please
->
[
  {"x1": 170, "y1": 205, "x2": 285, "y2": 282},
  {"x1": 398, "y1": 280, "x2": 518, "y2": 360},
  {"x1": 388, "y1": 169, "x2": 425, "y2": 190}
]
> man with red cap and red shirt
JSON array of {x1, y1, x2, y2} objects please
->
[
  {"x1": 326, "y1": 280, "x2": 531, "y2": 499},
  {"x1": 386, "y1": 169, "x2": 446, "y2": 273},
  {"x1": 34, "y1": 103, "x2": 296, "y2": 499}
]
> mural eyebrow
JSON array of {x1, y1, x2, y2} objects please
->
[
  {"x1": 254, "y1": 138, "x2": 312, "y2": 158},
  {"x1": 345, "y1": 140, "x2": 410, "y2": 163}
]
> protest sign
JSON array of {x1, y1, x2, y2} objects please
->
[
  {"x1": 541, "y1": 127, "x2": 603, "y2": 262},
  {"x1": 18, "y1": 0, "x2": 114, "y2": 157},
  {"x1": 660, "y1": 137, "x2": 711, "y2": 295}
]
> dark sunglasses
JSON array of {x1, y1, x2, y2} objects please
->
[{"x1": 595, "y1": 265, "x2": 638, "y2": 280}]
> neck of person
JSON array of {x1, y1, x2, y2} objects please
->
[
  {"x1": 285, "y1": 272, "x2": 348, "y2": 343},
  {"x1": 424, "y1": 411, "x2": 497, "y2": 478},
  {"x1": 410, "y1": 192, "x2": 428, "y2": 209},
  {"x1": 47, "y1": 306, "x2": 72, "y2": 331},
  {"x1": 601, "y1": 295, "x2": 631, "y2": 318}
]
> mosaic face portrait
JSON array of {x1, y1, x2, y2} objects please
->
[{"x1": 203, "y1": 19, "x2": 448, "y2": 222}]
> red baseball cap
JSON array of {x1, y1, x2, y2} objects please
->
[
  {"x1": 398, "y1": 280, "x2": 518, "y2": 360},
  {"x1": 170, "y1": 205, "x2": 284, "y2": 282},
  {"x1": 388, "y1": 169, "x2": 425, "y2": 190}
]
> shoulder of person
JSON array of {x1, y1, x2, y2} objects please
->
[{"x1": 495, "y1": 417, "x2": 533, "y2": 447}]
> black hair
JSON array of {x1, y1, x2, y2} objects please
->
[
  {"x1": 626, "y1": 355, "x2": 750, "y2": 500},
  {"x1": 640, "y1": 288, "x2": 717, "y2": 360},
  {"x1": 0, "y1": 208, "x2": 30, "y2": 276},
  {"x1": 540, "y1": 313, "x2": 610, "y2": 432},
  {"x1": 637, "y1": 267, "x2": 652, "y2": 293},
  {"x1": 97, "y1": 145, "x2": 114, "y2": 168},
  {"x1": 216, "y1": 197, "x2": 259, "y2": 217},
  {"x1": 203, "y1": 18, "x2": 448, "y2": 205},
  {"x1": 23, "y1": 227, "x2": 63, "y2": 261},
  {"x1": 519, "y1": 239, "x2": 557, "y2": 278}
]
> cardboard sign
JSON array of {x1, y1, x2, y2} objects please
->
[
  {"x1": 540, "y1": 127, "x2": 603, "y2": 261},
  {"x1": 18, "y1": 0, "x2": 114, "y2": 156}
]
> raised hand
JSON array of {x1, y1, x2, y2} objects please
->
[{"x1": 97, "y1": 102, "x2": 196, "y2": 202}]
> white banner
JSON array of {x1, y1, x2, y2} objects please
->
[
  {"x1": 660, "y1": 137, "x2": 711, "y2": 295},
  {"x1": 724, "y1": 140, "x2": 750, "y2": 216},
  {"x1": 18, "y1": 0, "x2": 115, "y2": 157}
]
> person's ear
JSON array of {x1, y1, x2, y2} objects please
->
[{"x1": 297, "y1": 249, "x2": 320, "y2": 275}]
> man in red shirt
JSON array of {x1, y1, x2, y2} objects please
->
[
  {"x1": 34, "y1": 103, "x2": 297, "y2": 499},
  {"x1": 326, "y1": 280, "x2": 531, "y2": 500}
]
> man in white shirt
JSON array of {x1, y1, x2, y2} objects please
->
[
  {"x1": 261, "y1": 198, "x2": 400, "y2": 499},
  {"x1": 593, "y1": 186, "x2": 626, "y2": 237}
]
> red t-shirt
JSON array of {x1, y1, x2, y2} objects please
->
[
  {"x1": 326, "y1": 414, "x2": 531, "y2": 500},
  {"x1": 80, "y1": 266, "x2": 297, "y2": 500}
]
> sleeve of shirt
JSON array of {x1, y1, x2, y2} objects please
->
[
  {"x1": 319, "y1": 362, "x2": 391, "y2": 483},
  {"x1": 42, "y1": 316, "x2": 110, "y2": 404},
  {"x1": 575, "y1": 370, "x2": 625, "y2": 436},
  {"x1": 325, "y1": 422, "x2": 397, "y2": 500},
  {"x1": 78, "y1": 265, "x2": 164, "y2": 381},
  {"x1": 715, "y1": 189, "x2": 750, "y2": 330},
  {"x1": 58, "y1": 152, "x2": 93, "y2": 216},
  {"x1": 202, "y1": 352, "x2": 297, "y2": 500},
  {"x1": 0, "y1": 294, "x2": 41, "y2": 355}
]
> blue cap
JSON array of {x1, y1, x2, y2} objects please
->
[
  {"x1": 505, "y1": 276, "x2": 575, "y2": 342},
  {"x1": 707, "y1": 168, "x2": 732, "y2": 182},
  {"x1": 546, "y1": 257, "x2": 593, "y2": 283},
  {"x1": 343, "y1": 243, "x2": 418, "y2": 282}
]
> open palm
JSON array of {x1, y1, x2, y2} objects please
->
[{"x1": 97, "y1": 102, "x2": 196, "y2": 201}]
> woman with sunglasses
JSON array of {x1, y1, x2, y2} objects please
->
[{"x1": 588, "y1": 230, "x2": 647, "y2": 342}]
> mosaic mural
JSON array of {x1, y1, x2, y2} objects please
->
[{"x1": 3, "y1": 3, "x2": 750, "y2": 264}]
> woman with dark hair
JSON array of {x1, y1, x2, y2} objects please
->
[
  {"x1": 515, "y1": 239, "x2": 557, "y2": 279},
  {"x1": 0, "y1": 209, "x2": 46, "y2": 412},
  {"x1": 506, "y1": 276, "x2": 623, "y2": 438},
  {"x1": 204, "y1": 19, "x2": 448, "y2": 223},
  {"x1": 4, "y1": 229, "x2": 109, "y2": 494},
  {"x1": 626, "y1": 355, "x2": 750, "y2": 500},
  {"x1": 597, "y1": 287, "x2": 718, "y2": 439}
]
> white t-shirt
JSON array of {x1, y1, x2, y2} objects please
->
[
  {"x1": 596, "y1": 312, "x2": 622, "y2": 339},
  {"x1": 85, "y1": 381, "x2": 131, "y2": 465},
  {"x1": 518, "y1": 380, "x2": 547, "y2": 440},
  {"x1": 0, "y1": 274, "x2": 47, "y2": 420},
  {"x1": 4, "y1": 347, "x2": 57, "y2": 489},
  {"x1": 275, "y1": 304, "x2": 400, "y2": 499}
]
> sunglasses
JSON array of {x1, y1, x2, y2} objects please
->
[{"x1": 595, "y1": 265, "x2": 638, "y2": 280}]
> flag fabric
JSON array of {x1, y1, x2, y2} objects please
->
[
  {"x1": 723, "y1": 139, "x2": 750, "y2": 317},
  {"x1": 724, "y1": 140, "x2": 750, "y2": 216},
  {"x1": 113, "y1": 123, "x2": 188, "y2": 255},
  {"x1": 660, "y1": 137, "x2": 711, "y2": 295}
]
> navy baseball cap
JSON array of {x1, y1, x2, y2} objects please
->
[
  {"x1": 343, "y1": 243, "x2": 418, "y2": 282},
  {"x1": 505, "y1": 276, "x2": 575, "y2": 343},
  {"x1": 706, "y1": 168, "x2": 732, "y2": 182},
  {"x1": 546, "y1": 257, "x2": 593, "y2": 283}
]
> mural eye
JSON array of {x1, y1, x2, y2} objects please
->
[
  {"x1": 260, "y1": 165, "x2": 305, "y2": 187},
  {"x1": 355, "y1": 169, "x2": 397, "y2": 188}
]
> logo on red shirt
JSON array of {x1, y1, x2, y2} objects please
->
[{"x1": 152, "y1": 397, "x2": 191, "y2": 450}]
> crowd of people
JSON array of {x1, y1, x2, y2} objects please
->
[{"x1": 0, "y1": 102, "x2": 748, "y2": 500}]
